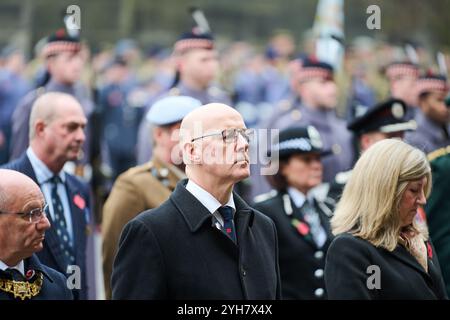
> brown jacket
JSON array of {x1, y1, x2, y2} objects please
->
[{"x1": 101, "y1": 157, "x2": 185, "y2": 299}]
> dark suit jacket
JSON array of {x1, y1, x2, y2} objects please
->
[
  {"x1": 1, "y1": 153, "x2": 90, "y2": 300},
  {"x1": 253, "y1": 191, "x2": 334, "y2": 299},
  {"x1": 111, "y1": 180, "x2": 281, "y2": 300},
  {"x1": 0, "y1": 254, "x2": 73, "y2": 300},
  {"x1": 325, "y1": 233, "x2": 448, "y2": 299}
]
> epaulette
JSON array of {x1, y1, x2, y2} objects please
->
[
  {"x1": 253, "y1": 189, "x2": 278, "y2": 204},
  {"x1": 324, "y1": 196, "x2": 337, "y2": 208},
  {"x1": 427, "y1": 145, "x2": 450, "y2": 162},
  {"x1": 124, "y1": 161, "x2": 153, "y2": 176}
]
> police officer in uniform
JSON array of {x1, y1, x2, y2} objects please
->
[
  {"x1": 101, "y1": 96, "x2": 201, "y2": 299},
  {"x1": 405, "y1": 73, "x2": 450, "y2": 154},
  {"x1": 251, "y1": 57, "x2": 354, "y2": 200},
  {"x1": 253, "y1": 126, "x2": 334, "y2": 299},
  {"x1": 329, "y1": 98, "x2": 417, "y2": 200},
  {"x1": 9, "y1": 28, "x2": 94, "y2": 179},
  {"x1": 0, "y1": 169, "x2": 72, "y2": 300}
]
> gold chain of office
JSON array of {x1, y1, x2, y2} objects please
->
[{"x1": 0, "y1": 272, "x2": 44, "y2": 300}]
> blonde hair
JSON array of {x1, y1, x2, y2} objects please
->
[{"x1": 331, "y1": 139, "x2": 431, "y2": 251}]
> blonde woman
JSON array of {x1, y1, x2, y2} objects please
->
[{"x1": 324, "y1": 139, "x2": 447, "y2": 299}]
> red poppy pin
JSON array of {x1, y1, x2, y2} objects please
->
[
  {"x1": 291, "y1": 218, "x2": 310, "y2": 236},
  {"x1": 26, "y1": 269, "x2": 35, "y2": 280},
  {"x1": 427, "y1": 242, "x2": 433, "y2": 259},
  {"x1": 73, "y1": 194, "x2": 86, "y2": 210}
]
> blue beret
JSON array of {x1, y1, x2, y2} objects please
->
[{"x1": 146, "y1": 96, "x2": 202, "y2": 126}]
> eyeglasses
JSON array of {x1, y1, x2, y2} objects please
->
[
  {"x1": 0, "y1": 203, "x2": 48, "y2": 223},
  {"x1": 191, "y1": 128, "x2": 255, "y2": 144}
]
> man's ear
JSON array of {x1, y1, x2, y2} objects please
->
[
  {"x1": 182, "y1": 141, "x2": 201, "y2": 165},
  {"x1": 360, "y1": 134, "x2": 372, "y2": 151},
  {"x1": 34, "y1": 120, "x2": 46, "y2": 137},
  {"x1": 152, "y1": 126, "x2": 163, "y2": 144}
]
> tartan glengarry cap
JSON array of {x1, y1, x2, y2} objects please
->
[
  {"x1": 384, "y1": 61, "x2": 419, "y2": 81},
  {"x1": 41, "y1": 28, "x2": 81, "y2": 59},
  {"x1": 173, "y1": 28, "x2": 214, "y2": 55},
  {"x1": 416, "y1": 73, "x2": 449, "y2": 96}
]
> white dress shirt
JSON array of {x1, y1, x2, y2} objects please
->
[
  {"x1": 0, "y1": 259, "x2": 25, "y2": 276},
  {"x1": 27, "y1": 147, "x2": 74, "y2": 240}
]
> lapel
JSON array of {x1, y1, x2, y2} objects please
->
[
  {"x1": 21, "y1": 154, "x2": 38, "y2": 183},
  {"x1": 233, "y1": 192, "x2": 255, "y2": 245},
  {"x1": 21, "y1": 155, "x2": 67, "y2": 272},
  {"x1": 170, "y1": 180, "x2": 215, "y2": 233},
  {"x1": 43, "y1": 174, "x2": 87, "y2": 272},
  {"x1": 314, "y1": 199, "x2": 334, "y2": 245}
]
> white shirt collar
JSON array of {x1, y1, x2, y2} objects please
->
[
  {"x1": 185, "y1": 179, "x2": 236, "y2": 214},
  {"x1": 27, "y1": 147, "x2": 66, "y2": 184},
  {"x1": 287, "y1": 186, "x2": 315, "y2": 208},
  {"x1": 0, "y1": 260, "x2": 25, "y2": 276}
]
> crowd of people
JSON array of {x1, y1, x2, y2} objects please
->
[{"x1": 1, "y1": 14, "x2": 450, "y2": 300}]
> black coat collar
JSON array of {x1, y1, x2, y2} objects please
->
[{"x1": 170, "y1": 179, "x2": 255, "y2": 233}]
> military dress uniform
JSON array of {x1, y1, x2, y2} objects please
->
[
  {"x1": 263, "y1": 58, "x2": 355, "y2": 184},
  {"x1": 0, "y1": 254, "x2": 72, "y2": 300},
  {"x1": 98, "y1": 62, "x2": 145, "y2": 180},
  {"x1": 405, "y1": 74, "x2": 450, "y2": 154},
  {"x1": 405, "y1": 111, "x2": 450, "y2": 154},
  {"x1": 136, "y1": 25, "x2": 231, "y2": 164},
  {"x1": 384, "y1": 61, "x2": 421, "y2": 121},
  {"x1": 253, "y1": 191, "x2": 334, "y2": 299},
  {"x1": 253, "y1": 126, "x2": 335, "y2": 299},
  {"x1": 9, "y1": 30, "x2": 94, "y2": 179},
  {"x1": 425, "y1": 145, "x2": 450, "y2": 296}
]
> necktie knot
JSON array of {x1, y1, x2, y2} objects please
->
[
  {"x1": 218, "y1": 206, "x2": 233, "y2": 222},
  {"x1": 5, "y1": 268, "x2": 23, "y2": 281},
  {"x1": 48, "y1": 175, "x2": 62, "y2": 186}
]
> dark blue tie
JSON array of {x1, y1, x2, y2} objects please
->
[
  {"x1": 218, "y1": 206, "x2": 237, "y2": 243},
  {"x1": 49, "y1": 175, "x2": 76, "y2": 266}
]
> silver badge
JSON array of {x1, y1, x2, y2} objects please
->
[
  {"x1": 391, "y1": 103, "x2": 404, "y2": 119},
  {"x1": 307, "y1": 126, "x2": 323, "y2": 148}
]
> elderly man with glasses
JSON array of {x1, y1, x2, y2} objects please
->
[
  {"x1": 0, "y1": 169, "x2": 72, "y2": 300},
  {"x1": 112, "y1": 103, "x2": 281, "y2": 299}
]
